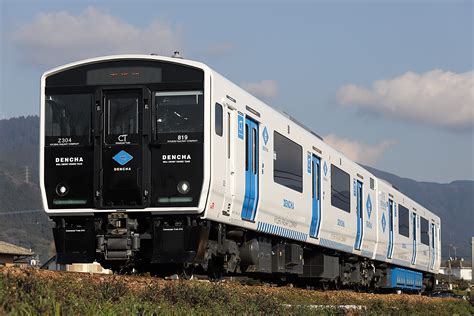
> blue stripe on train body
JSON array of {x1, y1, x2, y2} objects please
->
[
  {"x1": 309, "y1": 155, "x2": 321, "y2": 239},
  {"x1": 241, "y1": 117, "x2": 259, "y2": 222},
  {"x1": 354, "y1": 180, "x2": 363, "y2": 250}
]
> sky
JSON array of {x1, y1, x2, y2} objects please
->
[{"x1": 0, "y1": 0, "x2": 473, "y2": 183}]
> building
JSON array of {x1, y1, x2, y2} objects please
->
[
  {"x1": 0, "y1": 241, "x2": 34, "y2": 266},
  {"x1": 440, "y1": 259, "x2": 472, "y2": 282}
]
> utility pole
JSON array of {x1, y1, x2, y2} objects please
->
[
  {"x1": 25, "y1": 166, "x2": 30, "y2": 183},
  {"x1": 448, "y1": 244, "x2": 454, "y2": 290}
]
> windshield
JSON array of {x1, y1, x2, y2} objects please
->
[
  {"x1": 155, "y1": 91, "x2": 203, "y2": 143},
  {"x1": 45, "y1": 94, "x2": 92, "y2": 144}
]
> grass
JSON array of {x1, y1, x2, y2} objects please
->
[{"x1": 0, "y1": 268, "x2": 472, "y2": 315}]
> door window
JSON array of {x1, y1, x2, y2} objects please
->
[
  {"x1": 107, "y1": 93, "x2": 139, "y2": 135},
  {"x1": 107, "y1": 96, "x2": 138, "y2": 135},
  {"x1": 104, "y1": 91, "x2": 141, "y2": 145}
]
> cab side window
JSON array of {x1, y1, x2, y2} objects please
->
[{"x1": 215, "y1": 103, "x2": 223, "y2": 136}]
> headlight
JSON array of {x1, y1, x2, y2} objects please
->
[
  {"x1": 56, "y1": 183, "x2": 69, "y2": 197},
  {"x1": 177, "y1": 181, "x2": 190, "y2": 194}
]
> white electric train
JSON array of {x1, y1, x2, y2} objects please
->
[{"x1": 40, "y1": 54, "x2": 441, "y2": 291}]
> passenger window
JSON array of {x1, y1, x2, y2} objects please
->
[
  {"x1": 215, "y1": 103, "x2": 223, "y2": 136},
  {"x1": 330, "y1": 165, "x2": 350, "y2": 212},
  {"x1": 398, "y1": 205, "x2": 410, "y2": 237},
  {"x1": 420, "y1": 217, "x2": 430, "y2": 245},
  {"x1": 273, "y1": 131, "x2": 303, "y2": 192}
]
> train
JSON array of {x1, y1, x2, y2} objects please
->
[{"x1": 40, "y1": 54, "x2": 441, "y2": 291}]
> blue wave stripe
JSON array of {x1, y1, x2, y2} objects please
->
[{"x1": 256, "y1": 221, "x2": 308, "y2": 241}]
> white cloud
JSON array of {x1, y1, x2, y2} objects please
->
[
  {"x1": 201, "y1": 42, "x2": 233, "y2": 59},
  {"x1": 12, "y1": 7, "x2": 182, "y2": 67},
  {"x1": 240, "y1": 80, "x2": 278, "y2": 100},
  {"x1": 324, "y1": 134, "x2": 396, "y2": 165},
  {"x1": 336, "y1": 69, "x2": 474, "y2": 131}
]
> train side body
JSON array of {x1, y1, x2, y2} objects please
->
[{"x1": 205, "y1": 70, "x2": 441, "y2": 275}]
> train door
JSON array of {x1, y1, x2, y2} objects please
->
[
  {"x1": 223, "y1": 106, "x2": 236, "y2": 216},
  {"x1": 411, "y1": 212, "x2": 417, "y2": 265},
  {"x1": 354, "y1": 180, "x2": 364, "y2": 250},
  {"x1": 309, "y1": 155, "x2": 321, "y2": 238},
  {"x1": 241, "y1": 117, "x2": 259, "y2": 222},
  {"x1": 430, "y1": 222, "x2": 436, "y2": 270},
  {"x1": 387, "y1": 199, "x2": 394, "y2": 258},
  {"x1": 94, "y1": 88, "x2": 151, "y2": 208}
]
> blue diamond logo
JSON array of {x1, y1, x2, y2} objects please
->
[
  {"x1": 263, "y1": 127, "x2": 269, "y2": 145},
  {"x1": 381, "y1": 213, "x2": 386, "y2": 232},
  {"x1": 113, "y1": 150, "x2": 133, "y2": 166},
  {"x1": 323, "y1": 161, "x2": 328, "y2": 176},
  {"x1": 366, "y1": 194, "x2": 372, "y2": 219}
]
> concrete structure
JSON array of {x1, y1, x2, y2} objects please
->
[
  {"x1": 41, "y1": 256, "x2": 111, "y2": 274},
  {"x1": 0, "y1": 241, "x2": 34, "y2": 266},
  {"x1": 439, "y1": 259, "x2": 472, "y2": 282},
  {"x1": 66, "y1": 262, "x2": 112, "y2": 274}
]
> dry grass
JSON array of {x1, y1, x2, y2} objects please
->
[{"x1": 0, "y1": 266, "x2": 472, "y2": 315}]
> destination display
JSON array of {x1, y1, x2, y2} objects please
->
[{"x1": 86, "y1": 66, "x2": 162, "y2": 85}]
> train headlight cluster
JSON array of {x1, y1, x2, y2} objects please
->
[
  {"x1": 55, "y1": 183, "x2": 69, "y2": 197},
  {"x1": 177, "y1": 181, "x2": 190, "y2": 194}
]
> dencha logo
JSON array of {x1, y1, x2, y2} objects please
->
[
  {"x1": 113, "y1": 150, "x2": 133, "y2": 166},
  {"x1": 162, "y1": 154, "x2": 191, "y2": 164},
  {"x1": 55, "y1": 157, "x2": 83, "y2": 163},
  {"x1": 55, "y1": 157, "x2": 84, "y2": 166}
]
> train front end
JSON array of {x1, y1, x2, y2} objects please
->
[{"x1": 39, "y1": 55, "x2": 211, "y2": 272}]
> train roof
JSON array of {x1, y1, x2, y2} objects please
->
[{"x1": 41, "y1": 54, "x2": 211, "y2": 79}]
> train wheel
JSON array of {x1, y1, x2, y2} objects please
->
[
  {"x1": 150, "y1": 264, "x2": 175, "y2": 278},
  {"x1": 320, "y1": 281, "x2": 329, "y2": 291},
  {"x1": 179, "y1": 264, "x2": 195, "y2": 280},
  {"x1": 207, "y1": 256, "x2": 224, "y2": 281},
  {"x1": 332, "y1": 278, "x2": 341, "y2": 290}
]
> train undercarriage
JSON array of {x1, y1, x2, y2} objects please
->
[{"x1": 52, "y1": 212, "x2": 434, "y2": 292}]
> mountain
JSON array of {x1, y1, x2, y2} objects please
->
[
  {"x1": 0, "y1": 116, "x2": 52, "y2": 262},
  {"x1": 0, "y1": 115, "x2": 39, "y2": 169},
  {"x1": 0, "y1": 116, "x2": 472, "y2": 263}
]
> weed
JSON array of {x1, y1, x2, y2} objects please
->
[
  {"x1": 0, "y1": 269, "x2": 473, "y2": 315},
  {"x1": 97, "y1": 277, "x2": 129, "y2": 301}
]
